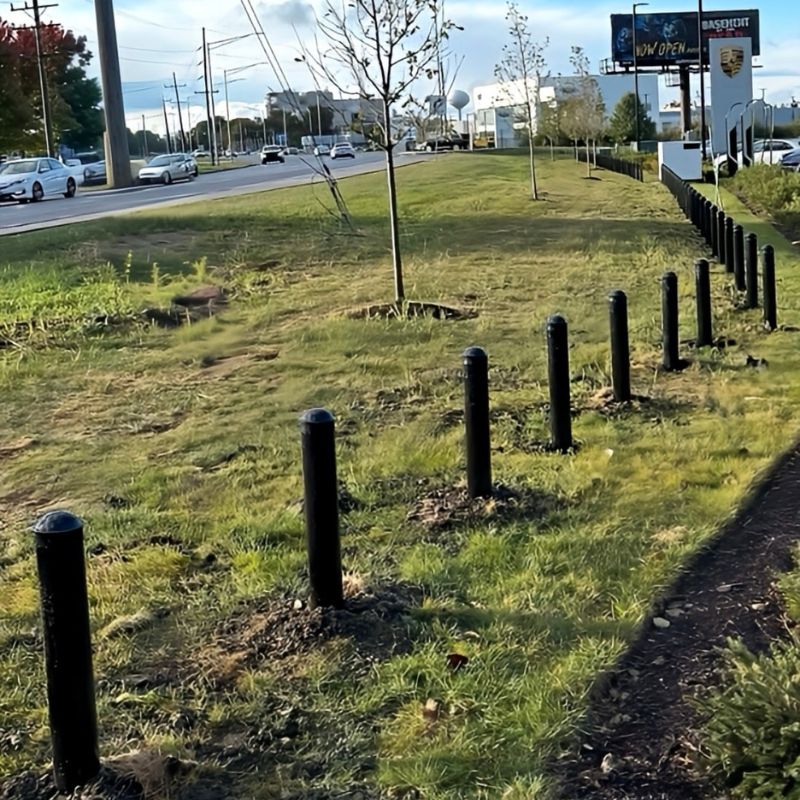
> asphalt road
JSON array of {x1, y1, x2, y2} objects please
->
[{"x1": 0, "y1": 151, "x2": 431, "y2": 236}]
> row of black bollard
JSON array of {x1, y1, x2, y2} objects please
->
[{"x1": 661, "y1": 168, "x2": 780, "y2": 332}]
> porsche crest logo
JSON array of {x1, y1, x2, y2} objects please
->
[{"x1": 720, "y1": 46, "x2": 744, "y2": 78}]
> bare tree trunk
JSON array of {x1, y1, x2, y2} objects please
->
[
  {"x1": 384, "y1": 126, "x2": 404, "y2": 304},
  {"x1": 528, "y1": 134, "x2": 538, "y2": 200},
  {"x1": 550, "y1": 138, "x2": 554, "y2": 161},
  {"x1": 585, "y1": 141, "x2": 591, "y2": 177}
]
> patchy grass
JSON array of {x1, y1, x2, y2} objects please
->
[{"x1": 2, "y1": 153, "x2": 800, "y2": 798}]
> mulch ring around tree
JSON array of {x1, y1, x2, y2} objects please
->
[
  {"x1": 553, "y1": 444, "x2": 800, "y2": 800},
  {"x1": 193, "y1": 582, "x2": 424, "y2": 689},
  {"x1": 342, "y1": 301, "x2": 476, "y2": 321}
]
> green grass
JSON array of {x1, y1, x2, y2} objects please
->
[{"x1": 2, "y1": 153, "x2": 800, "y2": 798}]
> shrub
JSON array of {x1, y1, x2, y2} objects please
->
[
  {"x1": 697, "y1": 637, "x2": 800, "y2": 798},
  {"x1": 728, "y1": 164, "x2": 800, "y2": 217}
]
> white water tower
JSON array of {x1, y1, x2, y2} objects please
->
[{"x1": 449, "y1": 89, "x2": 470, "y2": 120}]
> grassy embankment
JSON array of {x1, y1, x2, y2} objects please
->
[{"x1": 2, "y1": 153, "x2": 800, "y2": 798}]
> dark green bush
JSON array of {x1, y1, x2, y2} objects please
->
[{"x1": 697, "y1": 637, "x2": 800, "y2": 798}]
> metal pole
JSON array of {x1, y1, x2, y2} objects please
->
[
  {"x1": 94, "y1": 0, "x2": 132, "y2": 186},
  {"x1": 33, "y1": 511, "x2": 100, "y2": 793},
  {"x1": 224, "y1": 69, "x2": 232, "y2": 157},
  {"x1": 283, "y1": 107, "x2": 287, "y2": 146},
  {"x1": 762, "y1": 245, "x2": 777, "y2": 331},
  {"x1": 698, "y1": 0, "x2": 706, "y2": 159},
  {"x1": 207, "y1": 42, "x2": 218, "y2": 164},
  {"x1": 725, "y1": 217, "x2": 734, "y2": 274},
  {"x1": 632, "y1": 4, "x2": 641, "y2": 151},
  {"x1": 299, "y1": 409, "x2": 344, "y2": 609},
  {"x1": 733, "y1": 224, "x2": 746, "y2": 291},
  {"x1": 745, "y1": 232, "x2": 759, "y2": 308},
  {"x1": 462, "y1": 347, "x2": 493, "y2": 498},
  {"x1": 162, "y1": 98, "x2": 171, "y2": 154},
  {"x1": 141, "y1": 113, "x2": 146, "y2": 158}
]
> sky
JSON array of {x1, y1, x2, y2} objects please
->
[{"x1": 14, "y1": 0, "x2": 799, "y2": 135}]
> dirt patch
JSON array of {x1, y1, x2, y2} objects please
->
[
  {"x1": 343, "y1": 301, "x2": 477, "y2": 321},
  {"x1": 0, "y1": 764, "x2": 143, "y2": 800},
  {"x1": 407, "y1": 483, "x2": 559, "y2": 532},
  {"x1": 195, "y1": 583, "x2": 423, "y2": 688},
  {"x1": 553, "y1": 444, "x2": 800, "y2": 800},
  {"x1": 0, "y1": 437, "x2": 37, "y2": 460},
  {"x1": 142, "y1": 285, "x2": 229, "y2": 329},
  {"x1": 581, "y1": 388, "x2": 694, "y2": 420},
  {"x1": 195, "y1": 349, "x2": 279, "y2": 380}
]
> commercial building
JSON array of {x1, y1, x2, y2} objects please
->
[{"x1": 470, "y1": 72, "x2": 661, "y2": 147}]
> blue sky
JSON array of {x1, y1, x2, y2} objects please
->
[{"x1": 37, "y1": 0, "x2": 799, "y2": 133}]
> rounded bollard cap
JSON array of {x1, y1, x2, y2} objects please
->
[
  {"x1": 608, "y1": 289, "x2": 627, "y2": 303},
  {"x1": 546, "y1": 313, "x2": 567, "y2": 329},
  {"x1": 662, "y1": 270, "x2": 677, "y2": 282},
  {"x1": 299, "y1": 408, "x2": 335, "y2": 427},
  {"x1": 462, "y1": 345, "x2": 487, "y2": 362},
  {"x1": 745, "y1": 231, "x2": 757, "y2": 241},
  {"x1": 32, "y1": 510, "x2": 83, "y2": 535}
]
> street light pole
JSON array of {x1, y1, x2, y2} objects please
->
[
  {"x1": 224, "y1": 68, "x2": 232, "y2": 157},
  {"x1": 632, "y1": 2, "x2": 649, "y2": 151}
]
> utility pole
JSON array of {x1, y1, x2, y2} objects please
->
[
  {"x1": 697, "y1": 0, "x2": 706, "y2": 159},
  {"x1": 141, "y1": 113, "x2": 146, "y2": 157},
  {"x1": 200, "y1": 28, "x2": 215, "y2": 164},
  {"x1": 282, "y1": 107, "x2": 287, "y2": 146},
  {"x1": 10, "y1": 0, "x2": 57, "y2": 157},
  {"x1": 162, "y1": 98, "x2": 172, "y2": 153},
  {"x1": 93, "y1": 0, "x2": 131, "y2": 186},
  {"x1": 208, "y1": 49, "x2": 219, "y2": 162},
  {"x1": 169, "y1": 73, "x2": 187, "y2": 151}
]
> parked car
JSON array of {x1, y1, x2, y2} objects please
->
[
  {"x1": 63, "y1": 158, "x2": 87, "y2": 186},
  {"x1": 0, "y1": 157, "x2": 77, "y2": 203},
  {"x1": 261, "y1": 145, "x2": 285, "y2": 164},
  {"x1": 421, "y1": 135, "x2": 468, "y2": 152},
  {"x1": 281, "y1": 147, "x2": 299, "y2": 156},
  {"x1": 73, "y1": 152, "x2": 106, "y2": 184},
  {"x1": 330, "y1": 142, "x2": 356, "y2": 159},
  {"x1": 138, "y1": 153, "x2": 198, "y2": 185},
  {"x1": 192, "y1": 149, "x2": 210, "y2": 159},
  {"x1": 752, "y1": 138, "x2": 800, "y2": 165},
  {"x1": 780, "y1": 147, "x2": 800, "y2": 171}
]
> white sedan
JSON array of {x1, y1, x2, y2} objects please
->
[
  {"x1": 138, "y1": 153, "x2": 198, "y2": 185},
  {"x1": 0, "y1": 157, "x2": 78, "y2": 203}
]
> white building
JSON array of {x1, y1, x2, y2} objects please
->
[{"x1": 470, "y1": 72, "x2": 661, "y2": 147}]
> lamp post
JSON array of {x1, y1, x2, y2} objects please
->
[{"x1": 632, "y1": 2, "x2": 649, "y2": 151}]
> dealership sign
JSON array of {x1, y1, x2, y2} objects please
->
[{"x1": 611, "y1": 10, "x2": 760, "y2": 67}]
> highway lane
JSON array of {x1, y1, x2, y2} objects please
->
[{"x1": 0, "y1": 151, "x2": 432, "y2": 236}]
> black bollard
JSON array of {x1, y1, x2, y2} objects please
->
[
  {"x1": 717, "y1": 209, "x2": 726, "y2": 263},
  {"x1": 762, "y1": 245, "x2": 777, "y2": 331},
  {"x1": 33, "y1": 511, "x2": 100, "y2": 794},
  {"x1": 546, "y1": 314, "x2": 573, "y2": 453},
  {"x1": 733, "y1": 225, "x2": 746, "y2": 292},
  {"x1": 299, "y1": 408, "x2": 344, "y2": 609},
  {"x1": 608, "y1": 290, "x2": 631, "y2": 402},
  {"x1": 661, "y1": 271, "x2": 680, "y2": 371},
  {"x1": 695, "y1": 259, "x2": 713, "y2": 347},
  {"x1": 710, "y1": 205, "x2": 719, "y2": 255},
  {"x1": 702, "y1": 199, "x2": 711, "y2": 243},
  {"x1": 724, "y1": 217, "x2": 734, "y2": 275},
  {"x1": 745, "y1": 233, "x2": 759, "y2": 309},
  {"x1": 463, "y1": 346, "x2": 492, "y2": 498}
]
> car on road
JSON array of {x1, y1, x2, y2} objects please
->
[
  {"x1": 313, "y1": 144, "x2": 331, "y2": 156},
  {"x1": 73, "y1": 152, "x2": 106, "y2": 185},
  {"x1": 63, "y1": 158, "x2": 87, "y2": 186},
  {"x1": 330, "y1": 142, "x2": 355, "y2": 159},
  {"x1": 261, "y1": 145, "x2": 285, "y2": 165},
  {"x1": 780, "y1": 148, "x2": 800, "y2": 171},
  {"x1": 281, "y1": 147, "x2": 299, "y2": 156},
  {"x1": 0, "y1": 157, "x2": 77, "y2": 203},
  {"x1": 192, "y1": 149, "x2": 210, "y2": 159},
  {"x1": 419, "y1": 135, "x2": 468, "y2": 152},
  {"x1": 138, "y1": 153, "x2": 198, "y2": 185}
]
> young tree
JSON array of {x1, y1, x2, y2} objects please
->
[
  {"x1": 565, "y1": 47, "x2": 604, "y2": 177},
  {"x1": 538, "y1": 96, "x2": 564, "y2": 160},
  {"x1": 304, "y1": 0, "x2": 457, "y2": 306},
  {"x1": 609, "y1": 91, "x2": 655, "y2": 144},
  {"x1": 494, "y1": 2, "x2": 548, "y2": 200}
]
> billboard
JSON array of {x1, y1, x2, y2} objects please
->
[{"x1": 611, "y1": 10, "x2": 760, "y2": 67}]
